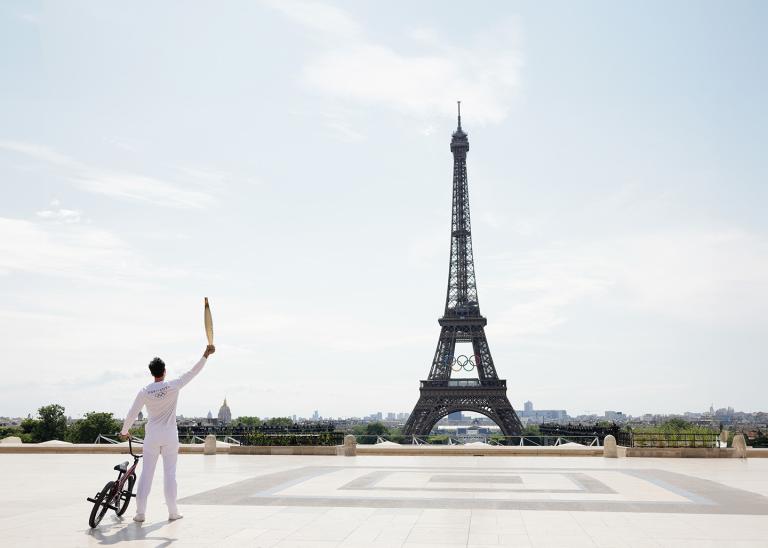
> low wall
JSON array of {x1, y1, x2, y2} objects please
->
[
  {"x1": 356, "y1": 445, "x2": 603, "y2": 457},
  {"x1": 623, "y1": 447, "x2": 736, "y2": 458},
  {"x1": 229, "y1": 445, "x2": 341, "y2": 456},
  {"x1": 2, "y1": 442, "x2": 764, "y2": 458},
  {"x1": 0, "y1": 443, "x2": 225, "y2": 454}
]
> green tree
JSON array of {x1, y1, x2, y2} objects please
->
[
  {"x1": 387, "y1": 426, "x2": 404, "y2": 443},
  {"x1": 523, "y1": 424, "x2": 541, "y2": 436},
  {"x1": 365, "y1": 422, "x2": 389, "y2": 436},
  {"x1": 236, "y1": 416, "x2": 262, "y2": 427},
  {"x1": 265, "y1": 417, "x2": 294, "y2": 427},
  {"x1": 129, "y1": 423, "x2": 145, "y2": 439},
  {"x1": 0, "y1": 425, "x2": 22, "y2": 439},
  {"x1": 20, "y1": 417, "x2": 37, "y2": 434},
  {"x1": 426, "y1": 434, "x2": 450, "y2": 444},
  {"x1": 66, "y1": 412, "x2": 121, "y2": 443},
  {"x1": 33, "y1": 404, "x2": 67, "y2": 442},
  {"x1": 18, "y1": 418, "x2": 38, "y2": 442},
  {"x1": 750, "y1": 432, "x2": 768, "y2": 448},
  {"x1": 0, "y1": 425, "x2": 34, "y2": 443},
  {"x1": 661, "y1": 418, "x2": 691, "y2": 432}
]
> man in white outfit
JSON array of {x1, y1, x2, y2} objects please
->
[{"x1": 120, "y1": 344, "x2": 216, "y2": 522}]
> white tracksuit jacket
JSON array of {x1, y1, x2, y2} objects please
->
[{"x1": 121, "y1": 357, "x2": 207, "y2": 442}]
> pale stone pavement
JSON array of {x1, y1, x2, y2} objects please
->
[{"x1": 1, "y1": 454, "x2": 767, "y2": 547}]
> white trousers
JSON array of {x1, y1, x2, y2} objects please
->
[{"x1": 136, "y1": 437, "x2": 179, "y2": 515}]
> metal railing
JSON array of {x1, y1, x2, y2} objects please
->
[
  {"x1": 94, "y1": 435, "x2": 143, "y2": 444},
  {"x1": 94, "y1": 434, "x2": 119, "y2": 444},
  {"x1": 231, "y1": 432, "x2": 344, "y2": 447},
  {"x1": 354, "y1": 434, "x2": 602, "y2": 446},
  {"x1": 186, "y1": 435, "x2": 241, "y2": 445},
  {"x1": 630, "y1": 432, "x2": 719, "y2": 448}
]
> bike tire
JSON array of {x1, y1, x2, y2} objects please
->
[
  {"x1": 89, "y1": 481, "x2": 114, "y2": 528},
  {"x1": 116, "y1": 474, "x2": 135, "y2": 516}
]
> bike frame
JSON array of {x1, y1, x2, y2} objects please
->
[
  {"x1": 116, "y1": 437, "x2": 142, "y2": 490},
  {"x1": 86, "y1": 436, "x2": 143, "y2": 519},
  {"x1": 107, "y1": 436, "x2": 142, "y2": 508}
]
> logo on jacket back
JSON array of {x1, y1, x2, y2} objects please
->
[{"x1": 147, "y1": 385, "x2": 169, "y2": 399}]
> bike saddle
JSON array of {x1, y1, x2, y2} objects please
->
[{"x1": 113, "y1": 461, "x2": 129, "y2": 473}]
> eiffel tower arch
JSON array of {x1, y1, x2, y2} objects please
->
[{"x1": 403, "y1": 103, "x2": 523, "y2": 437}]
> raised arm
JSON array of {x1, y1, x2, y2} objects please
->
[
  {"x1": 170, "y1": 345, "x2": 216, "y2": 390},
  {"x1": 120, "y1": 390, "x2": 146, "y2": 437}
]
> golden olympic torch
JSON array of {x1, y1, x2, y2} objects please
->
[{"x1": 204, "y1": 297, "x2": 214, "y2": 345}]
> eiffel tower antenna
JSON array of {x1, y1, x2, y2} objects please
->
[{"x1": 403, "y1": 105, "x2": 523, "y2": 436}]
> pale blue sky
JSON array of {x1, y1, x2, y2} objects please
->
[{"x1": 1, "y1": 1, "x2": 766, "y2": 419}]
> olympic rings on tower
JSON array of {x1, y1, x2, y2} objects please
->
[{"x1": 447, "y1": 354, "x2": 477, "y2": 372}]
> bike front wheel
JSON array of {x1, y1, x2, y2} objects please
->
[{"x1": 88, "y1": 481, "x2": 115, "y2": 528}]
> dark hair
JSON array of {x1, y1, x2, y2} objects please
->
[{"x1": 148, "y1": 357, "x2": 166, "y2": 378}]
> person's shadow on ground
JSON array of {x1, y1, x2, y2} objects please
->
[{"x1": 84, "y1": 515, "x2": 178, "y2": 547}]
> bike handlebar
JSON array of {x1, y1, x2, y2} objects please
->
[
  {"x1": 128, "y1": 437, "x2": 142, "y2": 458},
  {"x1": 117, "y1": 434, "x2": 142, "y2": 459}
]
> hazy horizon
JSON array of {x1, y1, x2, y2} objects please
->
[{"x1": 1, "y1": 1, "x2": 767, "y2": 420}]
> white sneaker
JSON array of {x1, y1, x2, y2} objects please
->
[
  {"x1": 168, "y1": 513, "x2": 183, "y2": 521},
  {"x1": 133, "y1": 513, "x2": 145, "y2": 523}
]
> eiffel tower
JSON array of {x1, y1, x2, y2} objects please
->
[{"x1": 403, "y1": 103, "x2": 523, "y2": 436}]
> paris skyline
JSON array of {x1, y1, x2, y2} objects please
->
[{"x1": 1, "y1": 1, "x2": 766, "y2": 419}]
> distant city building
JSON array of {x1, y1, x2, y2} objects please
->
[
  {"x1": 217, "y1": 398, "x2": 232, "y2": 424},
  {"x1": 207, "y1": 410, "x2": 213, "y2": 420},
  {"x1": 524, "y1": 401, "x2": 533, "y2": 413},
  {"x1": 386, "y1": 412, "x2": 396, "y2": 421},
  {"x1": 604, "y1": 410, "x2": 625, "y2": 422},
  {"x1": 715, "y1": 407, "x2": 735, "y2": 417},
  {"x1": 312, "y1": 410, "x2": 320, "y2": 420},
  {"x1": 437, "y1": 424, "x2": 501, "y2": 435},
  {"x1": 519, "y1": 401, "x2": 568, "y2": 424},
  {"x1": 448, "y1": 411, "x2": 463, "y2": 421},
  {"x1": 397, "y1": 412, "x2": 410, "y2": 421}
]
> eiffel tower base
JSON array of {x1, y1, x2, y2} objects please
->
[{"x1": 403, "y1": 380, "x2": 523, "y2": 436}]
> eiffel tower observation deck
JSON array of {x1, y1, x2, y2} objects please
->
[{"x1": 403, "y1": 103, "x2": 523, "y2": 436}]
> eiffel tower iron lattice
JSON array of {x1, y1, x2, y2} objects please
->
[{"x1": 403, "y1": 103, "x2": 523, "y2": 436}]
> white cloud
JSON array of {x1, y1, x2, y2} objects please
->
[
  {"x1": 177, "y1": 167, "x2": 230, "y2": 186},
  {"x1": 321, "y1": 111, "x2": 365, "y2": 142},
  {"x1": 263, "y1": 0, "x2": 362, "y2": 38},
  {"x1": 0, "y1": 217, "x2": 184, "y2": 286},
  {"x1": 304, "y1": 44, "x2": 521, "y2": 124},
  {"x1": 487, "y1": 228, "x2": 768, "y2": 337},
  {"x1": 72, "y1": 171, "x2": 213, "y2": 209},
  {"x1": 408, "y1": 27, "x2": 441, "y2": 45},
  {"x1": 0, "y1": 140, "x2": 80, "y2": 168},
  {"x1": 0, "y1": 141, "x2": 214, "y2": 209},
  {"x1": 267, "y1": 3, "x2": 523, "y2": 125},
  {"x1": 36, "y1": 201, "x2": 82, "y2": 224},
  {"x1": 604, "y1": 229, "x2": 768, "y2": 321}
]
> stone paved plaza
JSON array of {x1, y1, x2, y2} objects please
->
[{"x1": 2, "y1": 453, "x2": 768, "y2": 547}]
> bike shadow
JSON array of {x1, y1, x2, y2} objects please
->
[{"x1": 85, "y1": 516, "x2": 178, "y2": 547}]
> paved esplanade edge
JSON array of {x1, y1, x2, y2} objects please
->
[
  {"x1": 5, "y1": 455, "x2": 768, "y2": 546},
  {"x1": 403, "y1": 104, "x2": 524, "y2": 436}
]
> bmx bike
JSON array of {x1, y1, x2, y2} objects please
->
[{"x1": 86, "y1": 436, "x2": 141, "y2": 528}]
